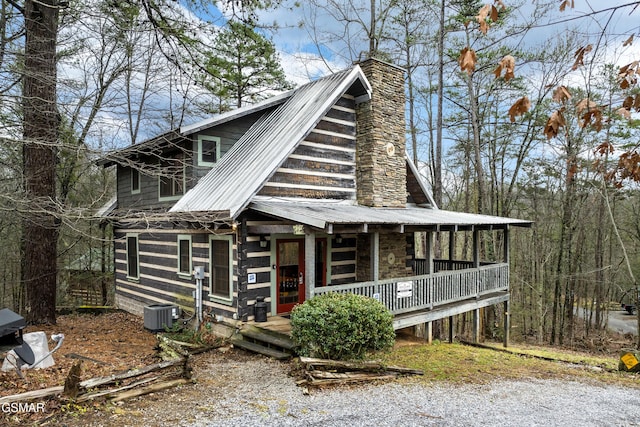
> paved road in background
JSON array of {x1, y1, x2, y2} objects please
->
[
  {"x1": 575, "y1": 307, "x2": 637, "y2": 335},
  {"x1": 608, "y1": 307, "x2": 638, "y2": 335}
]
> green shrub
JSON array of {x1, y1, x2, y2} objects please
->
[{"x1": 290, "y1": 292, "x2": 395, "y2": 360}]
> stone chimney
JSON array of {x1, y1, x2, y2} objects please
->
[{"x1": 356, "y1": 58, "x2": 407, "y2": 208}]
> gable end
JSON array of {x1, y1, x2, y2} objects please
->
[{"x1": 257, "y1": 95, "x2": 357, "y2": 200}]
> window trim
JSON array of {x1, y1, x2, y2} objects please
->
[
  {"x1": 209, "y1": 234, "x2": 233, "y2": 305},
  {"x1": 158, "y1": 153, "x2": 186, "y2": 202},
  {"x1": 197, "y1": 135, "x2": 221, "y2": 167},
  {"x1": 125, "y1": 233, "x2": 140, "y2": 281},
  {"x1": 131, "y1": 168, "x2": 140, "y2": 194},
  {"x1": 177, "y1": 234, "x2": 192, "y2": 279}
]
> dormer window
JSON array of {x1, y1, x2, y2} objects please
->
[
  {"x1": 198, "y1": 135, "x2": 220, "y2": 167},
  {"x1": 159, "y1": 152, "x2": 185, "y2": 200}
]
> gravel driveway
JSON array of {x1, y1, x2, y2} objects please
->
[{"x1": 66, "y1": 350, "x2": 640, "y2": 427}]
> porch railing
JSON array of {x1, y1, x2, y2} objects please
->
[
  {"x1": 415, "y1": 259, "x2": 493, "y2": 275},
  {"x1": 314, "y1": 262, "x2": 509, "y2": 315}
]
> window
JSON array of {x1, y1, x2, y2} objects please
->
[
  {"x1": 126, "y1": 234, "x2": 139, "y2": 280},
  {"x1": 131, "y1": 168, "x2": 140, "y2": 194},
  {"x1": 210, "y1": 235, "x2": 232, "y2": 302},
  {"x1": 159, "y1": 152, "x2": 185, "y2": 200},
  {"x1": 198, "y1": 136, "x2": 220, "y2": 167},
  {"x1": 177, "y1": 235, "x2": 192, "y2": 277}
]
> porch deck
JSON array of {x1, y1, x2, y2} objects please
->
[
  {"x1": 315, "y1": 262, "x2": 509, "y2": 330},
  {"x1": 250, "y1": 262, "x2": 510, "y2": 335}
]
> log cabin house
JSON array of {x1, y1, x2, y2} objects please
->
[{"x1": 98, "y1": 58, "x2": 531, "y2": 343}]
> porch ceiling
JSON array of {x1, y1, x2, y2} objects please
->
[{"x1": 248, "y1": 200, "x2": 532, "y2": 232}]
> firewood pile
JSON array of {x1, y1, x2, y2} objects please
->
[{"x1": 296, "y1": 357, "x2": 423, "y2": 388}]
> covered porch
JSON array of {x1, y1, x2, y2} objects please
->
[
  {"x1": 248, "y1": 200, "x2": 531, "y2": 345},
  {"x1": 251, "y1": 263, "x2": 509, "y2": 341}
]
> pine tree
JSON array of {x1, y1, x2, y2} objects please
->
[{"x1": 204, "y1": 21, "x2": 291, "y2": 110}]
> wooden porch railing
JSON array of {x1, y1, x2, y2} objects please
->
[
  {"x1": 314, "y1": 263, "x2": 509, "y2": 315},
  {"x1": 415, "y1": 259, "x2": 493, "y2": 275}
]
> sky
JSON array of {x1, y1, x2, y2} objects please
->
[
  {"x1": 243, "y1": 1, "x2": 640, "y2": 86},
  {"x1": 167, "y1": 0, "x2": 639, "y2": 179},
  {"x1": 78, "y1": 0, "x2": 640, "y2": 151}
]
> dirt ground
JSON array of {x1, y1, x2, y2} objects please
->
[
  {"x1": 0, "y1": 311, "x2": 160, "y2": 425},
  {"x1": 0, "y1": 309, "x2": 635, "y2": 426}
]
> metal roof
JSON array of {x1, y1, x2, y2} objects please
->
[
  {"x1": 249, "y1": 200, "x2": 533, "y2": 230},
  {"x1": 95, "y1": 196, "x2": 117, "y2": 217},
  {"x1": 170, "y1": 66, "x2": 372, "y2": 218},
  {"x1": 179, "y1": 90, "x2": 292, "y2": 136},
  {"x1": 98, "y1": 92, "x2": 293, "y2": 167}
]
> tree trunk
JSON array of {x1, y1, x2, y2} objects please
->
[
  {"x1": 433, "y1": 0, "x2": 444, "y2": 208},
  {"x1": 22, "y1": 0, "x2": 60, "y2": 324}
]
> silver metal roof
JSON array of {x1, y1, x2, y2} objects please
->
[
  {"x1": 98, "y1": 92, "x2": 292, "y2": 168},
  {"x1": 249, "y1": 200, "x2": 532, "y2": 230},
  {"x1": 170, "y1": 66, "x2": 372, "y2": 218},
  {"x1": 95, "y1": 196, "x2": 117, "y2": 218},
  {"x1": 179, "y1": 91, "x2": 292, "y2": 136}
]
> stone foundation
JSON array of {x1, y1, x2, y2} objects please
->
[{"x1": 115, "y1": 293, "x2": 146, "y2": 317}]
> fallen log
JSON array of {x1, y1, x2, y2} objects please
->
[
  {"x1": 305, "y1": 372, "x2": 399, "y2": 386},
  {"x1": 157, "y1": 335, "x2": 222, "y2": 360},
  {"x1": 157, "y1": 335, "x2": 191, "y2": 360},
  {"x1": 158, "y1": 336, "x2": 203, "y2": 349},
  {"x1": 80, "y1": 357, "x2": 187, "y2": 389},
  {"x1": 297, "y1": 356, "x2": 422, "y2": 387},
  {"x1": 77, "y1": 376, "x2": 160, "y2": 402},
  {"x1": 0, "y1": 386, "x2": 64, "y2": 403},
  {"x1": 308, "y1": 371, "x2": 398, "y2": 380},
  {"x1": 110, "y1": 378, "x2": 191, "y2": 402},
  {"x1": 299, "y1": 357, "x2": 424, "y2": 375},
  {"x1": 0, "y1": 357, "x2": 190, "y2": 404}
]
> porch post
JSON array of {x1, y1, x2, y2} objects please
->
[
  {"x1": 305, "y1": 231, "x2": 316, "y2": 301},
  {"x1": 503, "y1": 300, "x2": 510, "y2": 348},
  {"x1": 473, "y1": 308, "x2": 480, "y2": 343},
  {"x1": 426, "y1": 231, "x2": 434, "y2": 274},
  {"x1": 503, "y1": 226, "x2": 510, "y2": 348},
  {"x1": 503, "y1": 226, "x2": 510, "y2": 263},
  {"x1": 448, "y1": 227, "x2": 455, "y2": 269},
  {"x1": 472, "y1": 227, "x2": 480, "y2": 268},
  {"x1": 448, "y1": 315, "x2": 454, "y2": 343},
  {"x1": 372, "y1": 232, "x2": 380, "y2": 282},
  {"x1": 414, "y1": 322, "x2": 432, "y2": 343}
]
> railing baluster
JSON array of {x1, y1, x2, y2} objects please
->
[{"x1": 312, "y1": 263, "x2": 508, "y2": 316}]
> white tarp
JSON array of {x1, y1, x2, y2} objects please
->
[{"x1": 1, "y1": 331, "x2": 55, "y2": 372}]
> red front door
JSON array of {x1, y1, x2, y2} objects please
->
[{"x1": 276, "y1": 239, "x2": 305, "y2": 314}]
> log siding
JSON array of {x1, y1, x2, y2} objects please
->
[
  {"x1": 113, "y1": 227, "x2": 239, "y2": 320},
  {"x1": 257, "y1": 95, "x2": 356, "y2": 200},
  {"x1": 329, "y1": 235, "x2": 357, "y2": 284}
]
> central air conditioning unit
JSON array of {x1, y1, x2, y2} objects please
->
[{"x1": 143, "y1": 304, "x2": 178, "y2": 332}]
